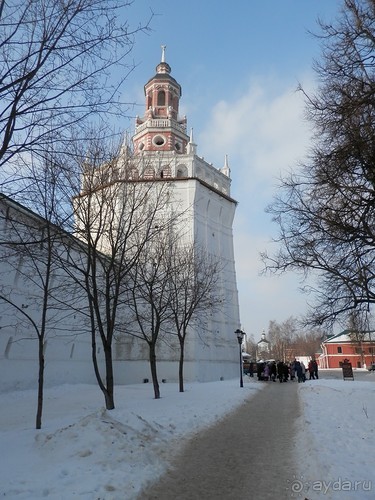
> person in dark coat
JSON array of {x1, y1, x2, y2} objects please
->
[
  {"x1": 269, "y1": 361, "x2": 277, "y2": 382},
  {"x1": 283, "y1": 363, "x2": 289, "y2": 382},
  {"x1": 295, "y1": 361, "x2": 303, "y2": 383},
  {"x1": 277, "y1": 361, "x2": 284, "y2": 382},
  {"x1": 257, "y1": 362, "x2": 265, "y2": 381},
  {"x1": 308, "y1": 360, "x2": 315, "y2": 380},
  {"x1": 312, "y1": 359, "x2": 319, "y2": 379}
]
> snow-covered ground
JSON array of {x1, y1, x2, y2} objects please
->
[
  {"x1": 295, "y1": 373, "x2": 375, "y2": 499},
  {"x1": 0, "y1": 372, "x2": 374, "y2": 499}
]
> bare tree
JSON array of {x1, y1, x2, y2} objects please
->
[
  {"x1": 292, "y1": 331, "x2": 323, "y2": 359},
  {"x1": 165, "y1": 244, "x2": 224, "y2": 392},
  {"x1": 267, "y1": 317, "x2": 322, "y2": 361},
  {"x1": 268, "y1": 317, "x2": 298, "y2": 362},
  {"x1": 125, "y1": 232, "x2": 178, "y2": 399},
  {"x1": 124, "y1": 236, "x2": 224, "y2": 396},
  {"x1": 263, "y1": 0, "x2": 375, "y2": 329},
  {"x1": 245, "y1": 333, "x2": 257, "y2": 360},
  {"x1": 0, "y1": 163, "x2": 82, "y2": 429},
  {"x1": 347, "y1": 310, "x2": 371, "y2": 366},
  {"x1": 0, "y1": 0, "x2": 151, "y2": 193},
  {"x1": 62, "y1": 140, "x2": 175, "y2": 409}
]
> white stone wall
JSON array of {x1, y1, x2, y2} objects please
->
[{"x1": 0, "y1": 185, "x2": 240, "y2": 391}]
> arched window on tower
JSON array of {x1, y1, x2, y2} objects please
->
[
  {"x1": 173, "y1": 96, "x2": 179, "y2": 112},
  {"x1": 157, "y1": 90, "x2": 166, "y2": 106}
]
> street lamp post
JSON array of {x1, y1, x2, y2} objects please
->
[{"x1": 235, "y1": 328, "x2": 245, "y2": 388}]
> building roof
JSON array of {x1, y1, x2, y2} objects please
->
[{"x1": 323, "y1": 329, "x2": 375, "y2": 343}]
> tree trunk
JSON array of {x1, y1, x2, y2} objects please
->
[
  {"x1": 91, "y1": 329, "x2": 115, "y2": 410},
  {"x1": 179, "y1": 339, "x2": 185, "y2": 393},
  {"x1": 104, "y1": 345, "x2": 115, "y2": 410},
  {"x1": 36, "y1": 339, "x2": 44, "y2": 429},
  {"x1": 149, "y1": 343, "x2": 160, "y2": 399}
]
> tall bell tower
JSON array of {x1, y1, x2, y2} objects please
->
[{"x1": 129, "y1": 47, "x2": 242, "y2": 382}]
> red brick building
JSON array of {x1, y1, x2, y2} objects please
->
[{"x1": 319, "y1": 330, "x2": 375, "y2": 369}]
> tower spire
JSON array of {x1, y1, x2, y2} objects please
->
[
  {"x1": 161, "y1": 44, "x2": 166, "y2": 63},
  {"x1": 187, "y1": 127, "x2": 197, "y2": 155},
  {"x1": 190, "y1": 127, "x2": 194, "y2": 143},
  {"x1": 221, "y1": 154, "x2": 231, "y2": 178}
]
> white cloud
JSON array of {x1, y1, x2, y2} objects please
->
[
  {"x1": 197, "y1": 73, "x2": 317, "y2": 338},
  {"x1": 199, "y1": 74, "x2": 314, "y2": 190}
]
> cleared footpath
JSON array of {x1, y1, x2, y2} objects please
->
[{"x1": 138, "y1": 380, "x2": 301, "y2": 500}]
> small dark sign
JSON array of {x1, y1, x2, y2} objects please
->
[{"x1": 342, "y1": 359, "x2": 354, "y2": 380}]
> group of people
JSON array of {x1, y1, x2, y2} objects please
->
[{"x1": 249, "y1": 358, "x2": 319, "y2": 383}]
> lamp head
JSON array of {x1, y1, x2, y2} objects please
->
[{"x1": 235, "y1": 329, "x2": 245, "y2": 343}]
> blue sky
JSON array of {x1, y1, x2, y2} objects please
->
[{"x1": 121, "y1": 0, "x2": 343, "y2": 341}]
